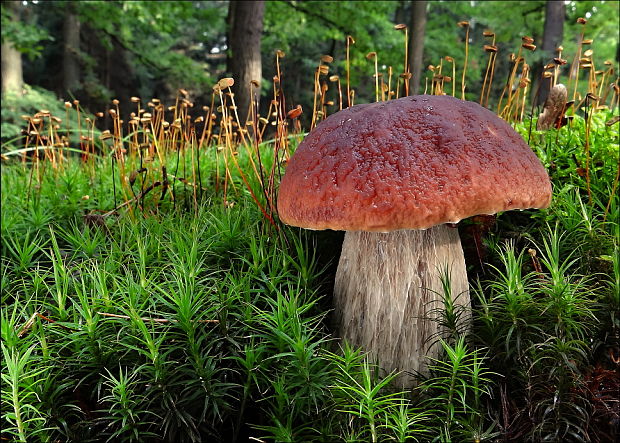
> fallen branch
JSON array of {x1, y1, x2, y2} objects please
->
[
  {"x1": 102, "y1": 181, "x2": 162, "y2": 216},
  {"x1": 17, "y1": 312, "x2": 78, "y2": 338},
  {"x1": 100, "y1": 174, "x2": 206, "y2": 218}
]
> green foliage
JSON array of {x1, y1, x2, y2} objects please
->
[
  {"x1": 469, "y1": 110, "x2": 619, "y2": 441},
  {"x1": 520, "y1": 110, "x2": 619, "y2": 274},
  {"x1": 2, "y1": 100, "x2": 620, "y2": 441},
  {"x1": 1, "y1": 2, "x2": 52, "y2": 60},
  {"x1": 1, "y1": 3, "x2": 618, "y2": 439},
  {"x1": 263, "y1": 1, "x2": 402, "y2": 108},
  {"x1": 75, "y1": 1, "x2": 226, "y2": 95},
  {"x1": 564, "y1": 1, "x2": 620, "y2": 62},
  {"x1": 329, "y1": 350, "x2": 429, "y2": 442},
  {"x1": 4, "y1": 0, "x2": 618, "y2": 131},
  {"x1": 473, "y1": 228, "x2": 602, "y2": 441},
  {"x1": 1, "y1": 342, "x2": 50, "y2": 442},
  {"x1": 417, "y1": 338, "x2": 497, "y2": 442},
  {"x1": 1, "y1": 85, "x2": 65, "y2": 144}
]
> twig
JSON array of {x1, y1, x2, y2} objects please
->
[
  {"x1": 17, "y1": 312, "x2": 78, "y2": 337},
  {"x1": 102, "y1": 181, "x2": 162, "y2": 216},
  {"x1": 279, "y1": 0, "x2": 349, "y2": 35},
  {"x1": 166, "y1": 173, "x2": 209, "y2": 191}
]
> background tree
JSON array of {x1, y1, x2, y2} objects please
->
[
  {"x1": 261, "y1": 1, "x2": 401, "y2": 126},
  {"x1": 227, "y1": 1, "x2": 265, "y2": 126},
  {"x1": 1, "y1": 0, "x2": 617, "y2": 130},
  {"x1": 62, "y1": 1, "x2": 81, "y2": 95},
  {"x1": 409, "y1": 0, "x2": 427, "y2": 94},
  {"x1": 1, "y1": 1, "x2": 23, "y2": 95},
  {"x1": 2, "y1": 0, "x2": 52, "y2": 96},
  {"x1": 535, "y1": 1, "x2": 565, "y2": 105}
]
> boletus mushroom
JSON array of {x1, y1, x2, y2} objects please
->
[{"x1": 277, "y1": 95, "x2": 552, "y2": 387}]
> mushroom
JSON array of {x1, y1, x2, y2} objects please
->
[
  {"x1": 277, "y1": 95, "x2": 552, "y2": 387},
  {"x1": 537, "y1": 83, "x2": 568, "y2": 131}
]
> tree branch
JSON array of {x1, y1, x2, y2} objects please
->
[
  {"x1": 97, "y1": 27, "x2": 171, "y2": 75},
  {"x1": 522, "y1": 3, "x2": 545, "y2": 18},
  {"x1": 278, "y1": 0, "x2": 350, "y2": 36}
]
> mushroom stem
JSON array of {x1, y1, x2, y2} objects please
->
[{"x1": 333, "y1": 224, "x2": 470, "y2": 387}]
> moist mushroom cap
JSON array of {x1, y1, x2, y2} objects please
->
[{"x1": 277, "y1": 95, "x2": 552, "y2": 232}]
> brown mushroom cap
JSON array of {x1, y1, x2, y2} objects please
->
[{"x1": 277, "y1": 95, "x2": 552, "y2": 231}]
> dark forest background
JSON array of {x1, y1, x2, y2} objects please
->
[{"x1": 2, "y1": 1, "x2": 618, "y2": 136}]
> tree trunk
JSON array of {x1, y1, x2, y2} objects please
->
[
  {"x1": 63, "y1": 1, "x2": 81, "y2": 94},
  {"x1": 333, "y1": 225, "x2": 470, "y2": 388},
  {"x1": 535, "y1": 1, "x2": 565, "y2": 106},
  {"x1": 227, "y1": 0, "x2": 265, "y2": 126},
  {"x1": 1, "y1": 1, "x2": 23, "y2": 95},
  {"x1": 393, "y1": 0, "x2": 407, "y2": 25},
  {"x1": 408, "y1": 0, "x2": 427, "y2": 95}
]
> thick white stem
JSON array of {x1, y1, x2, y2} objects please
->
[{"x1": 333, "y1": 224, "x2": 470, "y2": 387}]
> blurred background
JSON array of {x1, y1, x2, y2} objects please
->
[{"x1": 2, "y1": 0, "x2": 618, "y2": 138}]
